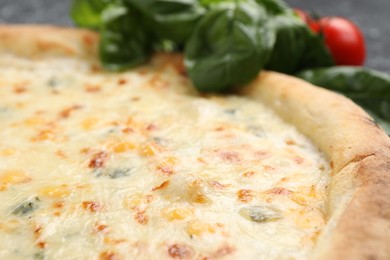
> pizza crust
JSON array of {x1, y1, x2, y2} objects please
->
[
  {"x1": 243, "y1": 73, "x2": 390, "y2": 259},
  {"x1": 0, "y1": 25, "x2": 99, "y2": 62},
  {"x1": 1, "y1": 25, "x2": 389, "y2": 259}
]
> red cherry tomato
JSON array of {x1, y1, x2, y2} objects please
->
[
  {"x1": 308, "y1": 20, "x2": 320, "y2": 33},
  {"x1": 318, "y1": 17, "x2": 366, "y2": 66}
]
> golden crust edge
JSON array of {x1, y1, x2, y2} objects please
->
[
  {"x1": 1, "y1": 25, "x2": 390, "y2": 259},
  {"x1": 0, "y1": 25, "x2": 99, "y2": 62},
  {"x1": 243, "y1": 72, "x2": 390, "y2": 260}
]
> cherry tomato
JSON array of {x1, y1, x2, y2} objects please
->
[
  {"x1": 318, "y1": 17, "x2": 366, "y2": 66},
  {"x1": 308, "y1": 20, "x2": 320, "y2": 33}
]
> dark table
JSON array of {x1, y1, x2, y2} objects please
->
[{"x1": 1, "y1": 0, "x2": 389, "y2": 73}]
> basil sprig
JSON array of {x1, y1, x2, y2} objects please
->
[
  {"x1": 71, "y1": 0, "x2": 390, "y2": 132},
  {"x1": 71, "y1": 0, "x2": 333, "y2": 90}
]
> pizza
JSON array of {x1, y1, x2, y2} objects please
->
[{"x1": 0, "y1": 25, "x2": 389, "y2": 260}]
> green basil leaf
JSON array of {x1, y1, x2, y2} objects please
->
[
  {"x1": 200, "y1": 0, "x2": 288, "y2": 15},
  {"x1": 200, "y1": 0, "x2": 238, "y2": 7},
  {"x1": 255, "y1": 0, "x2": 289, "y2": 15},
  {"x1": 265, "y1": 14, "x2": 307, "y2": 73},
  {"x1": 71, "y1": 0, "x2": 110, "y2": 29},
  {"x1": 153, "y1": 39, "x2": 180, "y2": 52},
  {"x1": 99, "y1": 3, "x2": 152, "y2": 71},
  {"x1": 128, "y1": 0, "x2": 205, "y2": 44},
  {"x1": 265, "y1": 14, "x2": 334, "y2": 74},
  {"x1": 297, "y1": 66, "x2": 390, "y2": 133},
  {"x1": 297, "y1": 32, "x2": 334, "y2": 71},
  {"x1": 184, "y1": 1, "x2": 275, "y2": 92}
]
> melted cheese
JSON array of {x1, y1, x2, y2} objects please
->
[{"x1": 0, "y1": 54, "x2": 330, "y2": 260}]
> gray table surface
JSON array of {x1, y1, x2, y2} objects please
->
[{"x1": 1, "y1": 0, "x2": 389, "y2": 73}]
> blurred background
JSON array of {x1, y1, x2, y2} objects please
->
[{"x1": 0, "y1": 0, "x2": 389, "y2": 73}]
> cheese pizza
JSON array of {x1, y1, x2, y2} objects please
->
[{"x1": 0, "y1": 26, "x2": 389, "y2": 260}]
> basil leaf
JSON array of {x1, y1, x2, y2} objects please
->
[
  {"x1": 200, "y1": 0, "x2": 229, "y2": 6},
  {"x1": 128, "y1": 0, "x2": 205, "y2": 44},
  {"x1": 265, "y1": 14, "x2": 307, "y2": 74},
  {"x1": 200, "y1": 0, "x2": 242, "y2": 7},
  {"x1": 200, "y1": 0, "x2": 289, "y2": 12},
  {"x1": 255, "y1": 0, "x2": 289, "y2": 15},
  {"x1": 99, "y1": 3, "x2": 152, "y2": 71},
  {"x1": 71, "y1": 0, "x2": 110, "y2": 29},
  {"x1": 184, "y1": 1, "x2": 275, "y2": 92},
  {"x1": 265, "y1": 13, "x2": 334, "y2": 74},
  {"x1": 297, "y1": 31, "x2": 334, "y2": 71},
  {"x1": 297, "y1": 66, "x2": 390, "y2": 133}
]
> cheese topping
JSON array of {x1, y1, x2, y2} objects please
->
[{"x1": 0, "y1": 54, "x2": 330, "y2": 260}]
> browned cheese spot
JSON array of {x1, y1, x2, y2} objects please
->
[
  {"x1": 146, "y1": 123, "x2": 158, "y2": 131},
  {"x1": 117, "y1": 78, "x2": 127, "y2": 85},
  {"x1": 237, "y1": 189, "x2": 254, "y2": 203},
  {"x1": 55, "y1": 150, "x2": 67, "y2": 159},
  {"x1": 254, "y1": 151, "x2": 270, "y2": 160},
  {"x1": 152, "y1": 180, "x2": 170, "y2": 191},
  {"x1": 330, "y1": 161, "x2": 334, "y2": 169},
  {"x1": 94, "y1": 222, "x2": 111, "y2": 234},
  {"x1": 168, "y1": 243, "x2": 194, "y2": 259},
  {"x1": 59, "y1": 105, "x2": 82, "y2": 119},
  {"x1": 134, "y1": 211, "x2": 148, "y2": 225},
  {"x1": 53, "y1": 201, "x2": 64, "y2": 209},
  {"x1": 99, "y1": 251, "x2": 122, "y2": 260},
  {"x1": 85, "y1": 84, "x2": 101, "y2": 93},
  {"x1": 207, "y1": 181, "x2": 226, "y2": 190},
  {"x1": 213, "y1": 244, "x2": 235, "y2": 258},
  {"x1": 157, "y1": 165, "x2": 174, "y2": 176},
  {"x1": 266, "y1": 187, "x2": 292, "y2": 196},
  {"x1": 219, "y1": 151, "x2": 241, "y2": 163},
  {"x1": 13, "y1": 85, "x2": 27, "y2": 94},
  {"x1": 36, "y1": 241, "x2": 46, "y2": 249},
  {"x1": 82, "y1": 201, "x2": 102, "y2": 213},
  {"x1": 89, "y1": 151, "x2": 108, "y2": 168},
  {"x1": 285, "y1": 139, "x2": 296, "y2": 145},
  {"x1": 122, "y1": 127, "x2": 135, "y2": 134},
  {"x1": 242, "y1": 171, "x2": 255, "y2": 177},
  {"x1": 293, "y1": 156, "x2": 305, "y2": 165}
]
